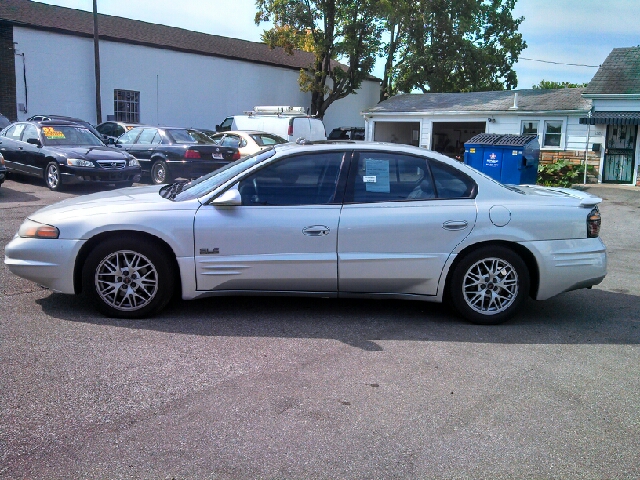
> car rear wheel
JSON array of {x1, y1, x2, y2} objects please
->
[
  {"x1": 449, "y1": 246, "x2": 529, "y2": 325},
  {"x1": 82, "y1": 237, "x2": 174, "y2": 318},
  {"x1": 44, "y1": 162, "x2": 64, "y2": 191},
  {"x1": 150, "y1": 160, "x2": 171, "y2": 185}
]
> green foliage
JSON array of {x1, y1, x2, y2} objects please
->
[
  {"x1": 537, "y1": 160, "x2": 596, "y2": 187},
  {"x1": 384, "y1": 0, "x2": 526, "y2": 96},
  {"x1": 532, "y1": 80, "x2": 589, "y2": 89},
  {"x1": 255, "y1": 0, "x2": 383, "y2": 118}
]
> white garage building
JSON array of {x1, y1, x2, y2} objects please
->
[{"x1": 0, "y1": 0, "x2": 380, "y2": 133}]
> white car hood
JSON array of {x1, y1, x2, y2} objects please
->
[{"x1": 30, "y1": 185, "x2": 191, "y2": 223}]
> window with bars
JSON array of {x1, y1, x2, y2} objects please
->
[{"x1": 114, "y1": 90, "x2": 140, "y2": 122}]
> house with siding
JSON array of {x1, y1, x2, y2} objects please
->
[
  {"x1": 0, "y1": 0, "x2": 380, "y2": 133},
  {"x1": 363, "y1": 46, "x2": 640, "y2": 186}
]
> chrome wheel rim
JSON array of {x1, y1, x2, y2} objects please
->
[
  {"x1": 95, "y1": 250, "x2": 158, "y2": 311},
  {"x1": 152, "y1": 163, "x2": 166, "y2": 184},
  {"x1": 46, "y1": 164, "x2": 59, "y2": 188},
  {"x1": 462, "y1": 257, "x2": 518, "y2": 315}
]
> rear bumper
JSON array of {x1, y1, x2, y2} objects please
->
[
  {"x1": 165, "y1": 160, "x2": 229, "y2": 179},
  {"x1": 519, "y1": 237, "x2": 607, "y2": 300}
]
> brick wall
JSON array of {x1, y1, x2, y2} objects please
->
[
  {"x1": 540, "y1": 150, "x2": 602, "y2": 184},
  {"x1": 0, "y1": 22, "x2": 17, "y2": 120}
]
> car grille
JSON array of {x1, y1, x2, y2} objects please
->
[{"x1": 97, "y1": 159, "x2": 126, "y2": 170}]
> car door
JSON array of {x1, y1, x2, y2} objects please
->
[
  {"x1": 193, "y1": 150, "x2": 349, "y2": 292},
  {"x1": 0, "y1": 124, "x2": 28, "y2": 173},
  {"x1": 127, "y1": 128, "x2": 159, "y2": 164},
  {"x1": 20, "y1": 124, "x2": 48, "y2": 174},
  {"x1": 338, "y1": 151, "x2": 478, "y2": 296}
]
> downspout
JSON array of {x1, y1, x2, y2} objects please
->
[
  {"x1": 93, "y1": 0, "x2": 102, "y2": 124},
  {"x1": 583, "y1": 110, "x2": 592, "y2": 184}
]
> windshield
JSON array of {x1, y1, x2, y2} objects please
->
[
  {"x1": 166, "y1": 128, "x2": 214, "y2": 144},
  {"x1": 170, "y1": 148, "x2": 277, "y2": 201},
  {"x1": 41, "y1": 126, "x2": 104, "y2": 146}
]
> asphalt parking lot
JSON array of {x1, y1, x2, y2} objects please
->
[{"x1": 1, "y1": 175, "x2": 639, "y2": 479}]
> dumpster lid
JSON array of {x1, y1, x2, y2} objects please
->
[
  {"x1": 465, "y1": 133, "x2": 504, "y2": 145},
  {"x1": 493, "y1": 134, "x2": 538, "y2": 146}
]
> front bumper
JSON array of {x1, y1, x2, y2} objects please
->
[
  {"x1": 4, "y1": 235, "x2": 84, "y2": 294},
  {"x1": 61, "y1": 165, "x2": 142, "y2": 185},
  {"x1": 519, "y1": 237, "x2": 607, "y2": 300}
]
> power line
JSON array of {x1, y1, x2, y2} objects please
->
[{"x1": 519, "y1": 57, "x2": 600, "y2": 68}]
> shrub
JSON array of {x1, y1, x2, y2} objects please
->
[{"x1": 537, "y1": 160, "x2": 596, "y2": 187}]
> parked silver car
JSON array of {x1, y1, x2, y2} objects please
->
[{"x1": 4, "y1": 142, "x2": 606, "y2": 324}]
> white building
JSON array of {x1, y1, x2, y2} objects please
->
[
  {"x1": 363, "y1": 46, "x2": 640, "y2": 186},
  {"x1": 0, "y1": 0, "x2": 380, "y2": 133}
]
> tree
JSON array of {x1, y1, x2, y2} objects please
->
[
  {"x1": 532, "y1": 80, "x2": 589, "y2": 89},
  {"x1": 255, "y1": 0, "x2": 383, "y2": 119},
  {"x1": 381, "y1": 0, "x2": 526, "y2": 97}
]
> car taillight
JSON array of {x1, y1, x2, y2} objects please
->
[
  {"x1": 587, "y1": 206, "x2": 601, "y2": 238},
  {"x1": 288, "y1": 122, "x2": 293, "y2": 136},
  {"x1": 184, "y1": 149, "x2": 201, "y2": 159},
  {"x1": 231, "y1": 151, "x2": 241, "y2": 161}
]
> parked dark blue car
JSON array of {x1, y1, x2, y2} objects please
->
[
  {"x1": 0, "y1": 120, "x2": 141, "y2": 191},
  {"x1": 114, "y1": 126, "x2": 240, "y2": 184}
]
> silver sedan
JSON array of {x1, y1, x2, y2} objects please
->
[{"x1": 4, "y1": 142, "x2": 607, "y2": 324}]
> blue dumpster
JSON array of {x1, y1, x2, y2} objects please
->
[{"x1": 464, "y1": 134, "x2": 540, "y2": 184}]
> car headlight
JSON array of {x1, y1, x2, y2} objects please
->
[
  {"x1": 18, "y1": 219, "x2": 60, "y2": 239},
  {"x1": 67, "y1": 158, "x2": 94, "y2": 167},
  {"x1": 128, "y1": 157, "x2": 140, "y2": 167}
]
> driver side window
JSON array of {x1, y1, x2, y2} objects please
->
[{"x1": 237, "y1": 152, "x2": 345, "y2": 206}]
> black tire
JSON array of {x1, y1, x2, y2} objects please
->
[
  {"x1": 150, "y1": 160, "x2": 171, "y2": 185},
  {"x1": 44, "y1": 162, "x2": 64, "y2": 191},
  {"x1": 82, "y1": 236, "x2": 175, "y2": 318},
  {"x1": 448, "y1": 245, "x2": 529, "y2": 325}
]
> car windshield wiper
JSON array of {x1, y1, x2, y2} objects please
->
[{"x1": 159, "y1": 180, "x2": 189, "y2": 200}]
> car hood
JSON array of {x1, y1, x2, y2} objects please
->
[
  {"x1": 507, "y1": 185, "x2": 602, "y2": 207},
  {"x1": 47, "y1": 145, "x2": 131, "y2": 160},
  {"x1": 29, "y1": 185, "x2": 194, "y2": 223}
]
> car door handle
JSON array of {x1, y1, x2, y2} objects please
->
[
  {"x1": 442, "y1": 220, "x2": 468, "y2": 231},
  {"x1": 303, "y1": 225, "x2": 330, "y2": 236}
]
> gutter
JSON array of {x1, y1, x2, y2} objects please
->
[{"x1": 362, "y1": 109, "x2": 592, "y2": 117}]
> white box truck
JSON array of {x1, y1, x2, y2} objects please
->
[{"x1": 216, "y1": 106, "x2": 327, "y2": 142}]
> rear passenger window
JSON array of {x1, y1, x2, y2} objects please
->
[
  {"x1": 348, "y1": 153, "x2": 435, "y2": 203},
  {"x1": 428, "y1": 160, "x2": 476, "y2": 198}
]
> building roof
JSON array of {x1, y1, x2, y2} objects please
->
[
  {"x1": 0, "y1": 0, "x2": 322, "y2": 72},
  {"x1": 365, "y1": 88, "x2": 592, "y2": 114},
  {"x1": 584, "y1": 46, "x2": 640, "y2": 95}
]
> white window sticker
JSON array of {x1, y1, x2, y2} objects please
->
[
  {"x1": 363, "y1": 175, "x2": 377, "y2": 183},
  {"x1": 364, "y1": 159, "x2": 391, "y2": 193}
]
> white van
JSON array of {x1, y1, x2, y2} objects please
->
[{"x1": 216, "y1": 106, "x2": 326, "y2": 142}]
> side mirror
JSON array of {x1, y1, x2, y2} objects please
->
[
  {"x1": 211, "y1": 185, "x2": 242, "y2": 206},
  {"x1": 27, "y1": 138, "x2": 42, "y2": 147}
]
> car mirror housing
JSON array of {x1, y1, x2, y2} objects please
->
[
  {"x1": 211, "y1": 185, "x2": 242, "y2": 206},
  {"x1": 27, "y1": 138, "x2": 42, "y2": 147}
]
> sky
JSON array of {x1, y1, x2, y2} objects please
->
[{"x1": 33, "y1": 0, "x2": 640, "y2": 90}]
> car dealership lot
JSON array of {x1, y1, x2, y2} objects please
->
[{"x1": 1, "y1": 177, "x2": 639, "y2": 478}]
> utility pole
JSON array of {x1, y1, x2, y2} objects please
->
[{"x1": 93, "y1": 0, "x2": 102, "y2": 124}]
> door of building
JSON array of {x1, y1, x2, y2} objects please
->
[{"x1": 603, "y1": 125, "x2": 637, "y2": 183}]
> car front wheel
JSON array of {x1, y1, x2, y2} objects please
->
[
  {"x1": 44, "y1": 162, "x2": 63, "y2": 191},
  {"x1": 82, "y1": 237, "x2": 175, "y2": 318},
  {"x1": 449, "y1": 246, "x2": 529, "y2": 325}
]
